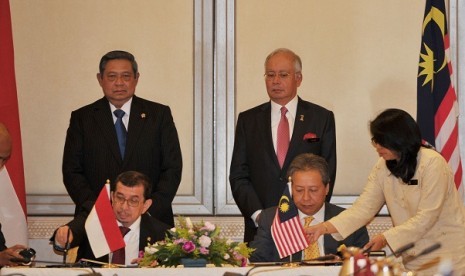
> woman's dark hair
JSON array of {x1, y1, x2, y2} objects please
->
[{"x1": 370, "y1": 109, "x2": 422, "y2": 183}]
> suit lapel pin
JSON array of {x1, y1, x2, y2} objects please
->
[
  {"x1": 300, "y1": 115, "x2": 304, "y2": 121},
  {"x1": 141, "y1": 113, "x2": 146, "y2": 119}
]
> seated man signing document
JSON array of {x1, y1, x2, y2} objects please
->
[
  {"x1": 249, "y1": 153, "x2": 368, "y2": 262},
  {"x1": 52, "y1": 171, "x2": 169, "y2": 266}
]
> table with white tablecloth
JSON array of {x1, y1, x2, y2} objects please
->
[{"x1": 1, "y1": 265, "x2": 341, "y2": 276}]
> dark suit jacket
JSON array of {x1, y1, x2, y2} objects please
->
[
  {"x1": 249, "y1": 203, "x2": 369, "y2": 262},
  {"x1": 52, "y1": 213, "x2": 169, "y2": 265},
  {"x1": 62, "y1": 95, "x2": 182, "y2": 226},
  {"x1": 229, "y1": 97, "x2": 336, "y2": 242}
]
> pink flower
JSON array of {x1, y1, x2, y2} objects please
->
[
  {"x1": 182, "y1": 241, "x2": 196, "y2": 253},
  {"x1": 199, "y1": 247, "x2": 209, "y2": 255},
  {"x1": 233, "y1": 251, "x2": 242, "y2": 260},
  {"x1": 202, "y1": 221, "x2": 216, "y2": 231},
  {"x1": 174, "y1": 238, "x2": 186, "y2": 244},
  {"x1": 303, "y1": 132, "x2": 319, "y2": 142},
  {"x1": 241, "y1": 257, "x2": 247, "y2": 267}
]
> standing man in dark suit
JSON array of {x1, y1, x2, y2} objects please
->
[
  {"x1": 63, "y1": 50, "x2": 182, "y2": 227},
  {"x1": 230, "y1": 48, "x2": 336, "y2": 242},
  {"x1": 53, "y1": 171, "x2": 170, "y2": 266},
  {"x1": 249, "y1": 154, "x2": 368, "y2": 262}
]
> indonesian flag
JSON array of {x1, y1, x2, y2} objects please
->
[
  {"x1": 0, "y1": 0, "x2": 28, "y2": 246},
  {"x1": 85, "y1": 184, "x2": 125, "y2": 258}
]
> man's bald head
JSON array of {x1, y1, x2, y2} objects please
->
[{"x1": 0, "y1": 123, "x2": 12, "y2": 169}]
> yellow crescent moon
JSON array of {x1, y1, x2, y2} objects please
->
[
  {"x1": 422, "y1": 6, "x2": 447, "y2": 72},
  {"x1": 279, "y1": 195, "x2": 289, "y2": 207}
]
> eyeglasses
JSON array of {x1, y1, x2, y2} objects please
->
[
  {"x1": 264, "y1": 71, "x2": 300, "y2": 80},
  {"x1": 104, "y1": 73, "x2": 134, "y2": 82},
  {"x1": 113, "y1": 194, "x2": 141, "y2": 207}
]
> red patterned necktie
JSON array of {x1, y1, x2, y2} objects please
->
[
  {"x1": 277, "y1": 106, "x2": 290, "y2": 168},
  {"x1": 111, "y1": 226, "x2": 130, "y2": 265}
]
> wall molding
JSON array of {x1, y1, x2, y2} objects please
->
[{"x1": 26, "y1": 194, "x2": 389, "y2": 216}]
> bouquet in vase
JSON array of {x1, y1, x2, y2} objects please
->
[{"x1": 139, "y1": 217, "x2": 254, "y2": 267}]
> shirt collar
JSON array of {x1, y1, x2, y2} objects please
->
[
  {"x1": 270, "y1": 95, "x2": 298, "y2": 118},
  {"x1": 298, "y1": 203, "x2": 326, "y2": 223},
  {"x1": 118, "y1": 215, "x2": 141, "y2": 232},
  {"x1": 109, "y1": 97, "x2": 132, "y2": 116}
]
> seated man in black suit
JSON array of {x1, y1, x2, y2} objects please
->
[
  {"x1": 52, "y1": 171, "x2": 170, "y2": 266},
  {"x1": 0, "y1": 123, "x2": 27, "y2": 267},
  {"x1": 0, "y1": 226, "x2": 27, "y2": 267},
  {"x1": 249, "y1": 153, "x2": 369, "y2": 262}
]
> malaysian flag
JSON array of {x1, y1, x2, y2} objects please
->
[
  {"x1": 271, "y1": 185, "x2": 308, "y2": 259},
  {"x1": 417, "y1": 0, "x2": 463, "y2": 199}
]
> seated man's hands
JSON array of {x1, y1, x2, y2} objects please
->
[
  {"x1": 0, "y1": 244, "x2": 27, "y2": 267},
  {"x1": 55, "y1": 226, "x2": 74, "y2": 249}
]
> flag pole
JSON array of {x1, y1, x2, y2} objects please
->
[
  {"x1": 282, "y1": 253, "x2": 299, "y2": 267},
  {"x1": 102, "y1": 252, "x2": 117, "y2": 268}
]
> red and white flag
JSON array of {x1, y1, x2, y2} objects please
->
[
  {"x1": 85, "y1": 184, "x2": 125, "y2": 258},
  {"x1": 0, "y1": 0, "x2": 28, "y2": 246}
]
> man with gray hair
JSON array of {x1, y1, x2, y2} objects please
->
[
  {"x1": 230, "y1": 48, "x2": 337, "y2": 242},
  {"x1": 62, "y1": 50, "x2": 182, "y2": 227}
]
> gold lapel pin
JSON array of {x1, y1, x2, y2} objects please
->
[
  {"x1": 141, "y1": 113, "x2": 146, "y2": 119},
  {"x1": 300, "y1": 115, "x2": 304, "y2": 121}
]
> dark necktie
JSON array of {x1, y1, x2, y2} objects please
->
[
  {"x1": 111, "y1": 226, "x2": 130, "y2": 265},
  {"x1": 114, "y1": 109, "x2": 127, "y2": 158},
  {"x1": 277, "y1": 106, "x2": 289, "y2": 168}
]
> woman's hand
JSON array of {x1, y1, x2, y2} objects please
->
[
  {"x1": 363, "y1": 234, "x2": 387, "y2": 251},
  {"x1": 304, "y1": 223, "x2": 328, "y2": 244}
]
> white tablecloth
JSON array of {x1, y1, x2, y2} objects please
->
[{"x1": 1, "y1": 265, "x2": 341, "y2": 276}]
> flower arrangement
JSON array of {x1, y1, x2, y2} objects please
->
[{"x1": 139, "y1": 217, "x2": 254, "y2": 267}]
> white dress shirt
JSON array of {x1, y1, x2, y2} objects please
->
[{"x1": 117, "y1": 216, "x2": 141, "y2": 266}]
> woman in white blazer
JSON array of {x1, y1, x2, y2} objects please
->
[{"x1": 305, "y1": 108, "x2": 465, "y2": 275}]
